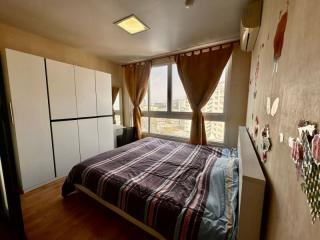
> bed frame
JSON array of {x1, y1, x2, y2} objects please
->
[{"x1": 75, "y1": 126, "x2": 265, "y2": 240}]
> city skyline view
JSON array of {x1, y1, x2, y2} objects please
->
[{"x1": 140, "y1": 63, "x2": 227, "y2": 143}]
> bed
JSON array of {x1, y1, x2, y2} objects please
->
[{"x1": 62, "y1": 127, "x2": 265, "y2": 240}]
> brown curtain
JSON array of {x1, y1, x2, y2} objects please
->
[
  {"x1": 112, "y1": 87, "x2": 120, "y2": 124},
  {"x1": 175, "y1": 45, "x2": 233, "y2": 145},
  {"x1": 124, "y1": 61, "x2": 151, "y2": 139}
]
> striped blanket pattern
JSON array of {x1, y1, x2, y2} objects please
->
[{"x1": 62, "y1": 137, "x2": 238, "y2": 240}]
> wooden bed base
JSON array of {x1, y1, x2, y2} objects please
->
[
  {"x1": 76, "y1": 127, "x2": 265, "y2": 240},
  {"x1": 75, "y1": 184, "x2": 166, "y2": 240}
]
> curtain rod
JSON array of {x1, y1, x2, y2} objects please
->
[{"x1": 122, "y1": 38, "x2": 239, "y2": 66}]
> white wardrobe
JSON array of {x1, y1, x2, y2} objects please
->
[{"x1": 3, "y1": 49, "x2": 114, "y2": 192}]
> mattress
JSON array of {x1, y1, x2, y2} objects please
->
[{"x1": 62, "y1": 137, "x2": 239, "y2": 240}]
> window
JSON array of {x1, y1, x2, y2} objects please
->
[
  {"x1": 203, "y1": 69, "x2": 226, "y2": 114},
  {"x1": 140, "y1": 61, "x2": 229, "y2": 144},
  {"x1": 205, "y1": 121, "x2": 225, "y2": 143},
  {"x1": 171, "y1": 63, "x2": 226, "y2": 113},
  {"x1": 140, "y1": 92, "x2": 148, "y2": 112},
  {"x1": 149, "y1": 66, "x2": 168, "y2": 111},
  {"x1": 150, "y1": 118, "x2": 191, "y2": 139},
  {"x1": 141, "y1": 116, "x2": 149, "y2": 133},
  {"x1": 172, "y1": 64, "x2": 192, "y2": 112},
  {"x1": 113, "y1": 89, "x2": 122, "y2": 125}
]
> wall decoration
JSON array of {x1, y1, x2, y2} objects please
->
[
  {"x1": 254, "y1": 116, "x2": 259, "y2": 138},
  {"x1": 274, "y1": 10, "x2": 288, "y2": 60},
  {"x1": 291, "y1": 138, "x2": 303, "y2": 163},
  {"x1": 291, "y1": 138, "x2": 304, "y2": 180},
  {"x1": 266, "y1": 97, "x2": 280, "y2": 117},
  {"x1": 253, "y1": 57, "x2": 259, "y2": 99},
  {"x1": 253, "y1": 42, "x2": 265, "y2": 99},
  {"x1": 311, "y1": 134, "x2": 320, "y2": 165},
  {"x1": 298, "y1": 123, "x2": 316, "y2": 139},
  {"x1": 288, "y1": 136, "x2": 295, "y2": 148},
  {"x1": 254, "y1": 125, "x2": 259, "y2": 138},
  {"x1": 273, "y1": 2, "x2": 289, "y2": 73},
  {"x1": 254, "y1": 54, "x2": 260, "y2": 79},
  {"x1": 270, "y1": 97, "x2": 280, "y2": 116},
  {"x1": 289, "y1": 120, "x2": 320, "y2": 222},
  {"x1": 261, "y1": 124, "x2": 272, "y2": 162},
  {"x1": 266, "y1": 97, "x2": 271, "y2": 115},
  {"x1": 279, "y1": 133, "x2": 284, "y2": 143}
]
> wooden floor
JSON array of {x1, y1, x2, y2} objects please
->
[{"x1": 21, "y1": 179, "x2": 155, "y2": 240}]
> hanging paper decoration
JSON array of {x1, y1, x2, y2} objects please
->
[
  {"x1": 274, "y1": 10, "x2": 288, "y2": 60},
  {"x1": 270, "y1": 97, "x2": 280, "y2": 117},
  {"x1": 279, "y1": 133, "x2": 284, "y2": 143},
  {"x1": 254, "y1": 116, "x2": 259, "y2": 138},
  {"x1": 254, "y1": 125, "x2": 259, "y2": 138},
  {"x1": 311, "y1": 134, "x2": 320, "y2": 165},
  {"x1": 301, "y1": 131, "x2": 320, "y2": 223},
  {"x1": 253, "y1": 54, "x2": 260, "y2": 99},
  {"x1": 266, "y1": 97, "x2": 271, "y2": 115},
  {"x1": 255, "y1": 55, "x2": 260, "y2": 80},
  {"x1": 289, "y1": 120, "x2": 320, "y2": 222},
  {"x1": 261, "y1": 124, "x2": 272, "y2": 162},
  {"x1": 273, "y1": 1, "x2": 289, "y2": 73},
  {"x1": 288, "y1": 137, "x2": 295, "y2": 148},
  {"x1": 291, "y1": 139, "x2": 303, "y2": 163},
  {"x1": 266, "y1": 97, "x2": 280, "y2": 117},
  {"x1": 291, "y1": 138, "x2": 304, "y2": 179}
]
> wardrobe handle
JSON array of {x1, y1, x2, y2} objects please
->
[{"x1": 9, "y1": 101, "x2": 14, "y2": 125}]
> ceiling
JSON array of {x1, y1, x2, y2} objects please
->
[{"x1": 0, "y1": 0, "x2": 250, "y2": 63}]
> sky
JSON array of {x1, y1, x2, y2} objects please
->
[
  {"x1": 149, "y1": 64, "x2": 188, "y2": 103},
  {"x1": 148, "y1": 64, "x2": 226, "y2": 103}
]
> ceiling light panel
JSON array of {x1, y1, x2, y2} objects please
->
[{"x1": 114, "y1": 15, "x2": 149, "y2": 35}]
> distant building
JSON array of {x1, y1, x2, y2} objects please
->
[{"x1": 140, "y1": 76, "x2": 226, "y2": 143}]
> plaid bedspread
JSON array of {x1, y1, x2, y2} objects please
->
[{"x1": 62, "y1": 137, "x2": 239, "y2": 240}]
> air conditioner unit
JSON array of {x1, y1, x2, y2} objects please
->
[{"x1": 240, "y1": 0, "x2": 262, "y2": 52}]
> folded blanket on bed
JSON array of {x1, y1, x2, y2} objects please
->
[{"x1": 62, "y1": 137, "x2": 239, "y2": 240}]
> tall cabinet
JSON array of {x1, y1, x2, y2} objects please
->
[
  {"x1": 46, "y1": 59, "x2": 82, "y2": 177},
  {"x1": 3, "y1": 49, "x2": 114, "y2": 192},
  {"x1": 47, "y1": 60, "x2": 114, "y2": 176},
  {"x1": 4, "y1": 49, "x2": 55, "y2": 192}
]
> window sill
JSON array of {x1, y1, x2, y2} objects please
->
[{"x1": 142, "y1": 132, "x2": 226, "y2": 148}]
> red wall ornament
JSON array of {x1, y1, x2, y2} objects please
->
[{"x1": 273, "y1": 11, "x2": 288, "y2": 61}]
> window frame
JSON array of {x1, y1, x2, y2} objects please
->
[
  {"x1": 141, "y1": 60, "x2": 231, "y2": 146},
  {"x1": 113, "y1": 88, "x2": 123, "y2": 125}
]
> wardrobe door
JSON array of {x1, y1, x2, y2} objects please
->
[
  {"x1": 78, "y1": 118, "x2": 99, "y2": 161},
  {"x1": 75, "y1": 66, "x2": 96, "y2": 117},
  {"x1": 4, "y1": 49, "x2": 54, "y2": 192},
  {"x1": 95, "y1": 71, "x2": 112, "y2": 116},
  {"x1": 46, "y1": 59, "x2": 77, "y2": 119},
  {"x1": 52, "y1": 121, "x2": 80, "y2": 177},
  {"x1": 97, "y1": 117, "x2": 114, "y2": 153}
]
